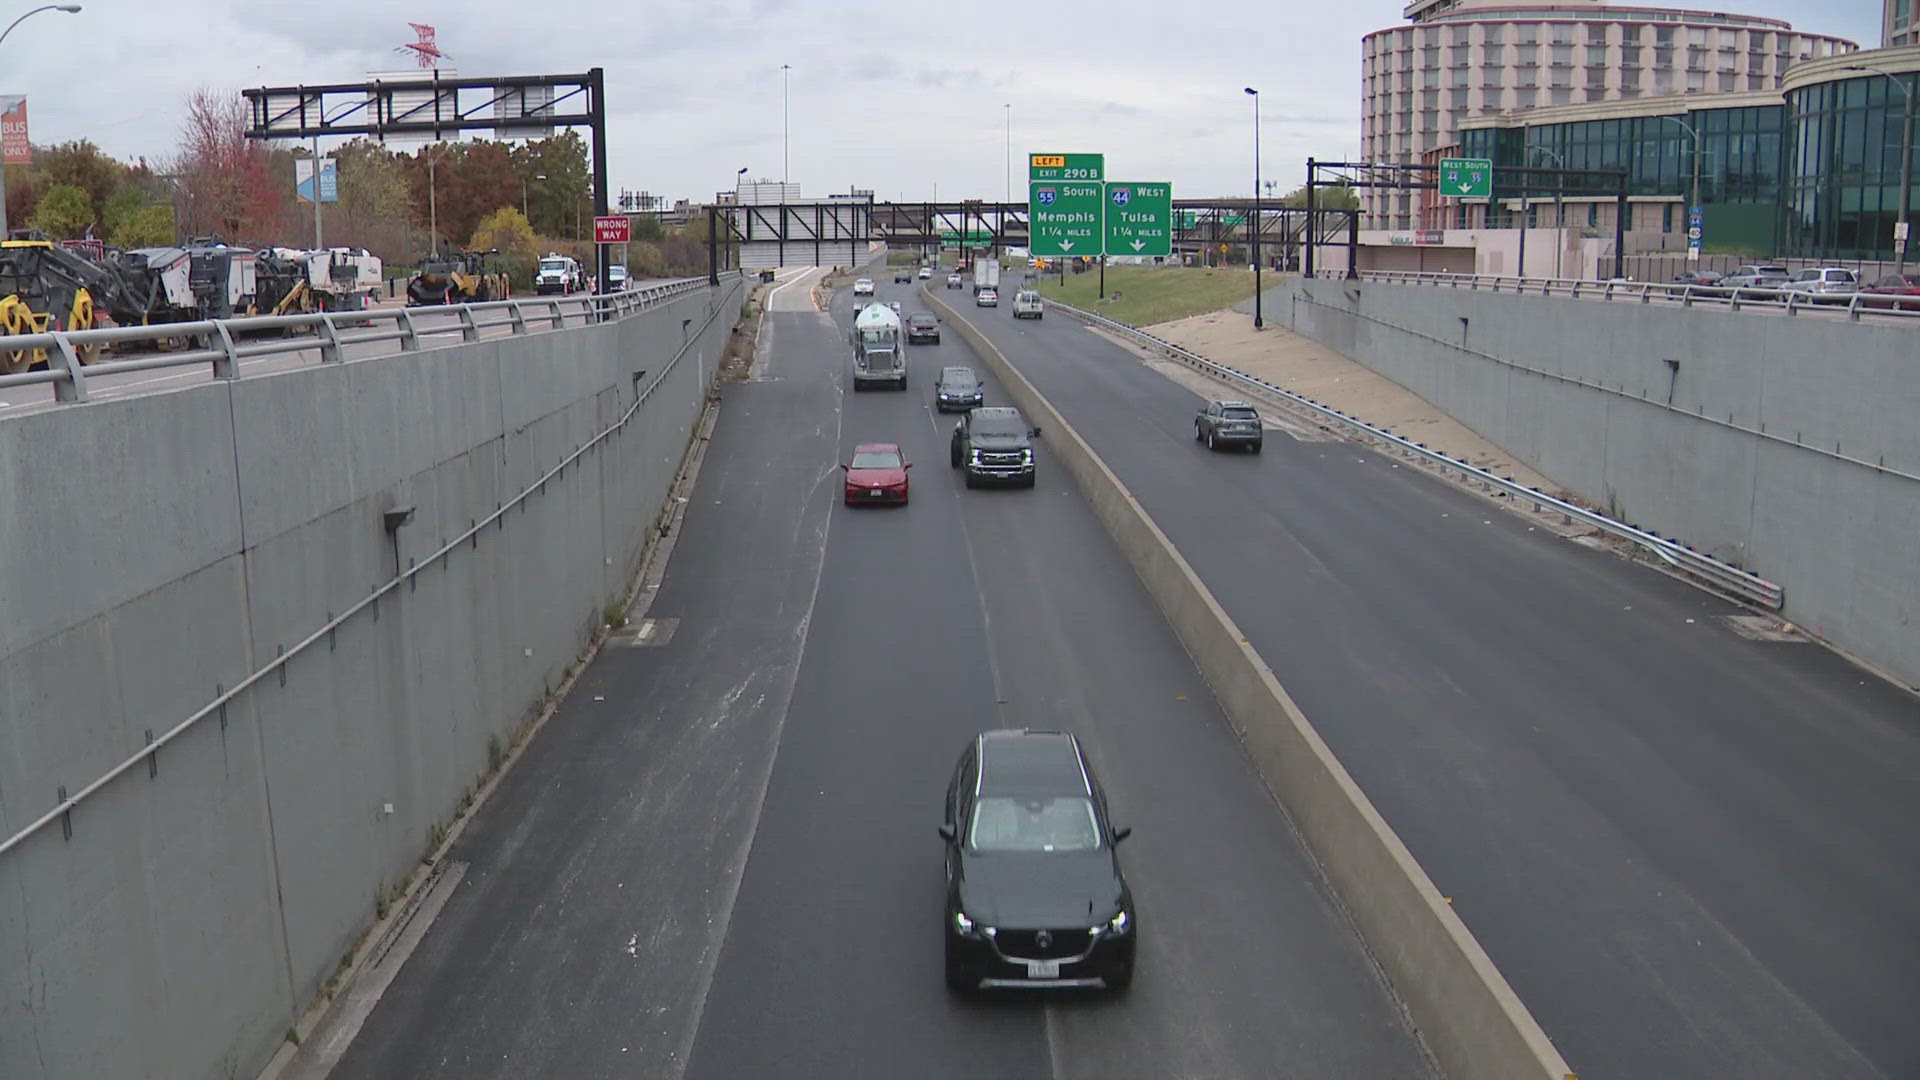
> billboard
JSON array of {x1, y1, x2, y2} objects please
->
[
  {"x1": 2, "y1": 95, "x2": 28, "y2": 165},
  {"x1": 295, "y1": 157, "x2": 338, "y2": 203}
]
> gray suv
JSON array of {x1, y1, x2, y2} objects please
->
[{"x1": 1195, "y1": 400, "x2": 1263, "y2": 453}]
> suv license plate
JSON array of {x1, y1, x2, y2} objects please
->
[{"x1": 1025, "y1": 960, "x2": 1061, "y2": 979}]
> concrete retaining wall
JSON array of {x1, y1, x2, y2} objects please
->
[
  {"x1": 925, "y1": 288, "x2": 1574, "y2": 1080},
  {"x1": 0, "y1": 276, "x2": 744, "y2": 1080},
  {"x1": 1274, "y1": 278, "x2": 1920, "y2": 688}
]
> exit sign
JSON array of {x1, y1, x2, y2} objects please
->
[{"x1": 1438, "y1": 158, "x2": 1493, "y2": 199}]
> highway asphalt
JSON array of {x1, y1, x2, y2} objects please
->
[
  {"x1": 323, "y1": 268, "x2": 1438, "y2": 1079},
  {"x1": 952, "y1": 283, "x2": 1920, "y2": 1080}
]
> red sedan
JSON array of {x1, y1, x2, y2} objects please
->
[
  {"x1": 1860, "y1": 273, "x2": 1920, "y2": 310},
  {"x1": 842, "y1": 443, "x2": 911, "y2": 505}
]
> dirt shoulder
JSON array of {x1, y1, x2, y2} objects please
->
[{"x1": 1141, "y1": 307, "x2": 1561, "y2": 495}]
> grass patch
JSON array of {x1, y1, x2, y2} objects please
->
[{"x1": 1034, "y1": 265, "x2": 1263, "y2": 327}]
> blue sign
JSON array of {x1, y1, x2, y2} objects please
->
[
  {"x1": 1110, "y1": 186, "x2": 1131, "y2": 208},
  {"x1": 1035, "y1": 186, "x2": 1057, "y2": 207},
  {"x1": 296, "y1": 158, "x2": 338, "y2": 204},
  {"x1": 1687, "y1": 205, "x2": 1703, "y2": 252}
]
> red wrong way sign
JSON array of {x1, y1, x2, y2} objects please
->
[{"x1": 594, "y1": 215, "x2": 632, "y2": 244}]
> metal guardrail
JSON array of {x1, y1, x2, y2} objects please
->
[
  {"x1": 0, "y1": 273, "x2": 742, "y2": 861},
  {"x1": 1045, "y1": 296, "x2": 1787, "y2": 611},
  {"x1": 0, "y1": 277, "x2": 715, "y2": 403},
  {"x1": 1351, "y1": 269, "x2": 1920, "y2": 322}
]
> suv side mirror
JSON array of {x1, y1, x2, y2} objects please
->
[
  {"x1": 1112, "y1": 826, "x2": 1132, "y2": 843},
  {"x1": 1029, "y1": 427, "x2": 1042, "y2": 438},
  {"x1": 839, "y1": 463, "x2": 849, "y2": 471},
  {"x1": 938, "y1": 824, "x2": 957, "y2": 842}
]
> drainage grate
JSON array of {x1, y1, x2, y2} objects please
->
[
  {"x1": 1721, "y1": 614, "x2": 1803, "y2": 642},
  {"x1": 609, "y1": 617, "x2": 680, "y2": 648}
]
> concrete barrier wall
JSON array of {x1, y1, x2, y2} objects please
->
[
  {"x1": 1276, "y1": 278, "x2": 1920, "y2": 688},
  {"x1": 0, "y1": 277, "x2": 744, "y2": 1080},
  {"x1": 925, "y1": 289, "x2": 1574, "y2": 1080}
]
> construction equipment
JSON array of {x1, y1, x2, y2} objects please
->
[
  {"x1": 406, "y1": 249, "x2": 509, "y2": 306},
  {"x1": 0, "y1": 229, "x2": 121, "y2": 374},
  {"x1": 255, "y1": 247, "x2": 382, "y2": 317}
]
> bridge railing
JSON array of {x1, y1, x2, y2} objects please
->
[
  {"x1": 1337, "y1": 269, "x2": 1920, "y2": 323},
  {"x1": 1044, "y1": 294, "x2": 1787, "y2": 610},
  {"x1": 0, "y1": 276, "x2": 718, "y2": 405}
]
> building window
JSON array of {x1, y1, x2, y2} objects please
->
[
  {"x1": 1518, "y1": 24, "x2": 1538, "y2": 44},
  {"x1": 1552, "y1": 87, "x2": 1573, "y2": 105},
  {"x1": 1451, "y1": 88, "x2": 1470, "y2": 108},
  {"x1": 1517, "y1": 44, "x2": 1538, "y2": 65},
  {"x1": 1452, "y1": 45, "x2": 1471, "y2": 65},
  {"x1": 1552, "y1": 24, "x2": 1573, "y2": 45},
  {"x1": 1622, "y1": 203, "x2": 1634, "y2": 230},
  {"x1": 1587, "y1": 45, "x2": 1609, "y2": 65},
  {"x1": 1663, "y1": 203, "x2": 1675, "y2": 232},
  {"x1": 1588, "y1": 203, "x2": 1599, "y2": 227}
]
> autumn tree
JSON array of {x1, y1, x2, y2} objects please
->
[
  {"x1": 323, "y1": 140, "x2": 415, "y2": 263},
  {"x1": 470, "y1": 207, "x2": 537, "y2": 285},
  {"x1": 28, "y1": 184, "x2": 94, "y2": 238},
  {"x1": 173, "y1": 88, "x2": 282, "y2": 242}
]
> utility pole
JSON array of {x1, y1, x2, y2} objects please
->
[
  {"x1": 1245, "y1": 87, "x2": 1262, "y2": 328},
  {"x1": 311, "y1": 135, "x2": 325, "y2": 250}
]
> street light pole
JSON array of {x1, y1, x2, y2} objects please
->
[
  {"x1": 1845, "y1": 64, "x2": 1914, "y2": 272},
  {"x1": 782, "y1": 64, "x2": 791, "y2": 187},
  {"x1": 1532, "y1": 143, "x2": 1569, "y2": 280},
  {"x1": 0, "y1": 4, "x2": 82, "y2": 239},
  {"x1": 1004, "y1": 104, "x2": 1012, "y2": 205},
  {"x1": 1662, "y1": 114, "x2": 1703, "y2": 263},
  {"x1": 1245, "y1": 87, "x2": 1262, "y2": 329}
]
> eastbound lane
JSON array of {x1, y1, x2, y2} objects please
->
[
  {"x1": 953, "y1": 291, "x2": 1920, "y2": 1080},
  {"x1": 324, "y1": 271, "x2": 1437, "y2": 1079}
]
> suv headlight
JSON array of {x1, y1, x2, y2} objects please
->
[
  {"x1": 1108, "y1": 909, "x2": 1131, "y2": 934},
  {"x1": 970, "y1": 449, "x2": 983, "y2": 463},
  {"x1": 953, "y1": 910, "x2": 980, "y2": 936},
  {"x1": 1021, "y1": 448, "x2": 1034, "y2": 463}
]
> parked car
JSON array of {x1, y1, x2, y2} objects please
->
[
  {"x1": 1860, "y1": 272, "x2": 1920, "y2": 309},
  {"x1": 1781, "y1": 266, "x2": 1859, "y2": 301},
  {"x1": 907, "y1": 312, "x2": 941, "y2": 344},
  {"x1": 1721, "y1": 264, "x2": 1790, "y2": 290},
  {"x1": 606, "y1": 264, "x2": 630, "y2": 292},
  {"x1": 895, "y1": 269, "x2": 913, "y2": 283},
  {"x1": 1671, "y1": 269, "x2": 1725, "y2": 290},
  {"x1": 1195, "y1": 400, "x2": 1263, "y2": 453},
  {"x1": 976, "y1": 288, "x2": 999, "y2": 308},
  {"x1": 842, "y1": 443, "x2": 910, "y2": 505},
  {"x1": 947, "y1": 272, "x2": 965, "y2": 289},
  {"x1": 853, "y1": 277, "x2": 875, "y2": 296},
  {"x1": 951, "y1": 406, "x2": 1036, "y2": 487},
  {"x1": 933, "y1": 366, "x2": 984, "y2": 412},
  {"x1": 1011, "y1": 290, "x2": 1044, "y2": 319},
  {"x1": 941, "y1": 729, "x2": 1135, "y2": 992},
  {"x1": 918, "y1": 266, "x2": 933, "y2": 279}
]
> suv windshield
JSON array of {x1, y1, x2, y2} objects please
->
[
  {"x1": 970, "y1": 414, "x2": 1026, "y2": 438},
  {"x1": 942, "y1": 370, "x2": 977, "y2": 387},
  {"x1": 850, "y1": 450, "x2": 900, "y2": 469},
  {"x1": 968, "y1": 795, "x2": 1100, "y2": 852},
  {"x1": 539, "y1": 259, "x2": 568, "y2": 272}
]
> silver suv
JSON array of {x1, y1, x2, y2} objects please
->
[
  {"x1": 1721, "y1": 264, "x2": 1789, "y2": 290},
  {"x1": 1195, "y1": 400, "x2": 1263, "y2": 453},
  {"x1": 1781, "y1": 267, "x2": 1859, "y2": 300}
]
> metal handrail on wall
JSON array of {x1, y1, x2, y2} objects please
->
[
  {"x1": 0, "y1": 272, "x2": 743, "y2": 861},
  {"x1": 1349, "y1": 269, "x2": 1920, "y2": 322},
  {"x1": 1044, "y1": 296, "x2": 1786, "y2": 611},
  {"x1": 0, "y1": 278, "x2": 714, "y2": 404}
]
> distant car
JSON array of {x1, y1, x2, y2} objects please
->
[
  {"x1": 952, "y1": 405, "x2": 1035, "y2": 487},
  {"x1": 907, "y1": 312, "x2": 941, "y2": 344},
  {"x1": 947, "y1": 272, "x2": 965, "y2": 289},
  {"x1": 1671, "y1": 269, "x2": 1724, "y2": 289},
  {"x1": 976, "y1": 288, "x2": 999, "y2": 308},
  {"x1": 918, "y1": 266, "x2": 933, "y2": 279},
  {"x1": 853, "y1": 277, "x2": 875, "y2": 296},
  {"x1": 1721, "y1": 264, "x2": 1790, "y2": 290},
  {"x1": 1196, "y1": 400, "x2": 1263, "y2": 453},
  {"x1": 1012, "y1": 290, "x2": 1044, "y2": 319},
  {"x1": 842, "y1": 443, "x2": 910, "y2": 505},
  {"x1": 1860, "y1": 272, "x2": 1920, "y2": 309},
  {"x1": 888, "y1": 300, "x2": 902, "y2": 314},
  {"x1": 1781, "y1": 266, "x2": 1859, "y2": 301},
  {"x1": 934, "y1": 365, "x2": 984, "y2": 412},
  {"x1": 942, "y1": 729, "x2": 1136, "y2": 992},
  {"x1": 607, "y1": 264, "x2": 630, "y2": 292},
  {"x1": 895, "y1": 269, "x2": 913, "y2": 283}
]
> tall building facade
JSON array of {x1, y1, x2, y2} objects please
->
[
  {"x1": 1889, "y1": 0, "x2": 1918, "y2": 47},
  {"x1": 1360, "y1": 0, "x2": 1857, "y2": 229}
]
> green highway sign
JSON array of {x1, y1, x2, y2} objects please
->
[
  {"x1": 1439, "y1": 157, "x2": 1493, "y2": 198},
  {"x1": 1104, "y1": 182, "x2": 1172, "y2": 257},
  {"x1": 1030, "y1": 179, "x2": 1105, "y2": 257},
  {"x1": 1028, "y1": 152, "x2": 1104, "y2": 183}
]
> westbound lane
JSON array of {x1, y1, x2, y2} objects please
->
[
  {"x1": 951, "y1": 289, "x2": 1920, "y2": 1080},
  {"x1": 680, "y1": 276, "x2": 1434, "y2": 1079},
  {"x1": 321, "y1": 270, "x2": 1437, "y2": 1079}
]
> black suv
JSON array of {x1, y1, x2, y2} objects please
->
[
  {"x1": 933, "y1": 366, "x2": 983, "y2": 411},
  {"x1": 907, "y1": 312, "x2": 941, "y2": 344},
  {"x1": 941, "y1": 729, "x2": 1135, "y2": 992},
  {"x1": 950, "y1": 406, "x2": 1036, "y2": 487}
]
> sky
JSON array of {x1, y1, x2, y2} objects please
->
[{"x1": 0, "y1": 0, "x2": 1884, "y2": 208}]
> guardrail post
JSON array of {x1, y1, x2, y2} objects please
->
[
  {"x1": 398, "y1": 310, "x2": 421, "y2": 352},
  {"x1": 209, "y1": 322, "x2": 241, "y2": 379},
  {"x1": 315, "y1": 314, "x2": 344, "y2": 363},
  {"x1": 457, "y1": 305, "x2": 481, "y2": 343},
  {"x1": 47, "y1": 334, "x2": 91, "y2": 402},
  {"x1": 549, "y1": 300, "x2": 566, "y2": 329},
  {"x1": 508, "y1": 301, "x2": 529, "y2": 335},
  {"x1": 57, "y1": 785, "x2": 71, "y2": 841}
]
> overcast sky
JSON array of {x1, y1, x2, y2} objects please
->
[{"x1": 2, "y1": 0, "x2": 1882, "y2": 207}]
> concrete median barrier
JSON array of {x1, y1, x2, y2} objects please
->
[{"x1": 923, "y1": 287, "x2": 1575, "y2": 1080}]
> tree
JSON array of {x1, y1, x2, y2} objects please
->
[
  {"x1": 470, "y1": 206, "x2": 537, "y2": 283},
  {"x1": 1279, "y1": 183, "x2": 1359, "y2": 211},
  {"x1": 28, "y1": 184, "x2": 93, "y2": 239},
  {"x1": 111, "y1": 205, "x2": 175, "y2": 248},
  {"x1": 327, "y1": 141, "x2": 414, "y2": 263},
  {"x1": 34, "y1": 140, "x2": 124, "y2": 224},
  {"x1": 173, "y1": 88, "x2": 283, "y2": 241},
  {"x1": 630, "y1": 214, "x2": 665, "y2": 243},
  {"x1": 625, "y1": 240, "x2": 666, "y2": 278}
]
